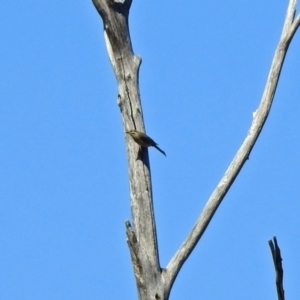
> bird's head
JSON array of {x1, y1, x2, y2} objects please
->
[{"x1": 126, "y1": 130, "x2": 137, "y2": 136}]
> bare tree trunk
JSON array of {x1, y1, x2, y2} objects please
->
[
  {"x1": 92, "y1": 1, "x2": 300, "y2": 299},
  {"x1": 92, "y1": 1, "x2": 163, "y2": 298}
]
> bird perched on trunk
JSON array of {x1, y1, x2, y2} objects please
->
[{"x1": 126, "y1": 130, "x2": 166, "y2": 156}]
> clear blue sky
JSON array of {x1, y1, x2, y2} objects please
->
[{"x1": 1, "y1": 1, "x2": 300, "y2": 299}]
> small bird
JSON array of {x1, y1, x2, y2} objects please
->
[{"x1": 126, "y1": 130, "x2": 166, "y2": 156}]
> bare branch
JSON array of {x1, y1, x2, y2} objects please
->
[
  {"x1": 164, "y1": 0, "x2": 300, "y2": 290},
  {"x1": 268, "y1": 237, "x2": 285, "y2": 300}
]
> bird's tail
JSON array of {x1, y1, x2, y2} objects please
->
[{"x1": 154, "y1": 145, "x2": 166, "y2": 156}]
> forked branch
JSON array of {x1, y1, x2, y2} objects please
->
[{"x1": 93, "y1": 0, "x2": 299, "y2": 298}]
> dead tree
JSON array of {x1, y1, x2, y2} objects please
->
[{"x1": 92, "y1": 1, "x2": 300, "y2": 299}]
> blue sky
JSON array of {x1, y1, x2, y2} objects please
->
[{"x1": 1, "y1": 1, "x2": 300, "y2": 299}]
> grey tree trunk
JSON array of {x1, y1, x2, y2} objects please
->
[{"x1": 92, "y1": 1, "x2": 300, "y2": 299}]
